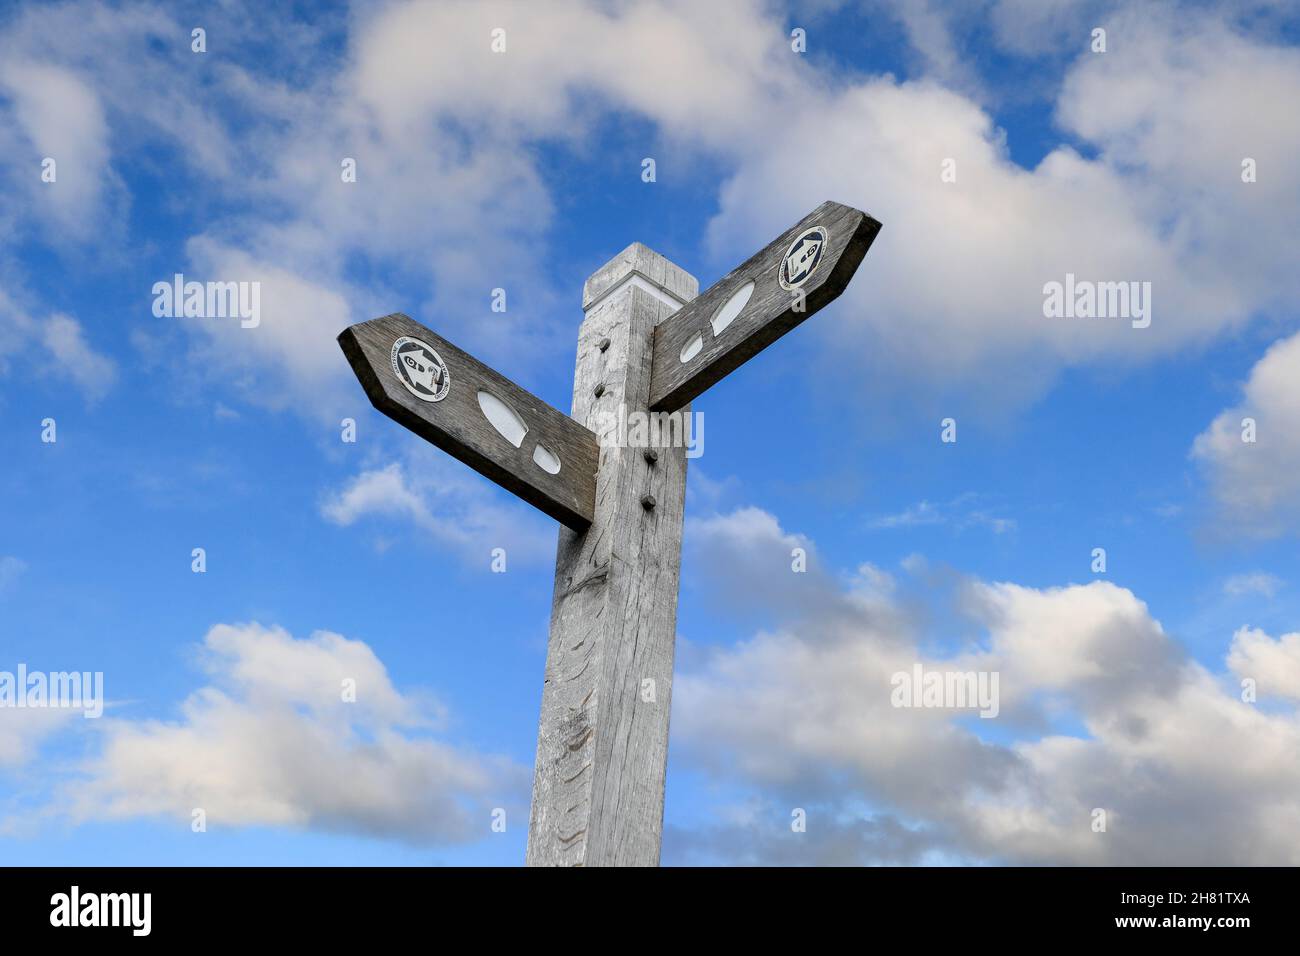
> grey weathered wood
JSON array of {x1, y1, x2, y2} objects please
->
[
  {"x1": 526, "y1": 244, "x2": 697, "y2": 866},
  {"x1": 338, "y1": 313, "x2": 599, "y2": 530},
  {"x1": 649, "y1": 200, "x2": 881, "y2": 412}
]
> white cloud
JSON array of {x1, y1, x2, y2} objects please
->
[
  {"x1": 0, "y1": 60, "x2": 114, "y2": 241},
  {"x1": 883, "y1": 0, "x2": 989, "y2": 96},
  {"x1": 199, "y1": 623, "x2": 429, "y2": 727},
  {"x1": 868, "y1": 495, "x2": 1016, "y2": 533},
  {"x1": 1056, "y1": 9, "x2": 1300, "y2": 308},
  {"x1": 322, "y1": 446, "x2": 555, "y2": 566},
  {"x1": 1193, "y1": 331, "x2": 1300, "y2": 536},
  {"x1": 665, "y1": 811, "x2": 954, "y2": 866},
  {"x1": 324, "y1": 464, "x2": 428, "y2": 526},
  {"x1": 64, "y1": 622, "x2": 524, "y2": 844},
  {"x1": 0, "y1": 286, "x2": 113, "y2": 403},
  {"x1": 1223, "y1": 571, "x2": 1283, "y2": 598},
  {"x1": 968, "y1": 578, "x2": 1182, "y2": 701},
  {"x1": 175, "y1": 238, "x2": 354, "y2": 418},
  {"x1": 685, "y1": 506, "x2": 862, "y2": 623},
  {"x1": 707, "y1": 28, "x2": 1297, "y2": 412},
  {"x1": 870, "y1": 500, "x2": 946, "y2": 528},
  {"x1": 989, "y1": 0, "x2": 1111, "y2": 56},
  {"x1": 1228, "y1": 626, "x2": 1300, "y2": 701},
  {"x1": 0, "y1": 287, "x2": 34, "y2": 369},
  {"x1": 672, "y1": 505, "x2": 1300, "y2": 864},
  {"x1": 688, "y1": 5, "x2": 1300, "y2": 426},
  {"x1": 0, "y1": 706, "x2": 78, "y2": 769},
  {"x1": 348, "y1": 0, "x2": 792, "y2": 147},
  {"x1": 40, "y1": 313, "x2": 118, "y2": 402},
  {"x1": 5, "y1": 0, "x2": 1297, "y2": 426}
]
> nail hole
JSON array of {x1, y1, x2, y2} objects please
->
[
  {"x1": 679, "y1": 333, "x2": 703, "y2": 364},
  {"x1": 710, "y1": 280, "x2": 755, "y2": 336},
  {"x1": 643, "y1": 449, "x2": 659, "y2": 464},
  {"x1": 594, "y1": 383, "x2": 605, "y2": 398},
  {"x1": 477, "y1": 390, "x2": 528, "y2": 448},
  {"x1": 532, "y1": 443, "x2": 561, "y2": 474},
  {"x1": 641, "y1": 494, "x2": 656, "y2": 510},
  {"x1": 598, "y1": 337, "x2": 611, "y2": 352}
]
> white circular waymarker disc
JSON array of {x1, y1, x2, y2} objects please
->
[
  {"x1": 778, "y1": 225, "x2": 828, "y2": 290},
  {"x1": 390, "y1": 336, "x2": 451, "y2": 402}
]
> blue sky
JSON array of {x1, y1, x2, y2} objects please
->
[{"x1": 3, "y1": 0, "x2": 1300, "y2": 866}]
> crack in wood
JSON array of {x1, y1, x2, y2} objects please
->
[{"x1": 562, "y1": 564, "x2": 609, "y2": 598}]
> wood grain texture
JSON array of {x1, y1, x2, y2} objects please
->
[
  {"x1": 338, "y1": 313, "x2": 598, "y2": 530},
  {"x1": 582, "y1": 241, "x2": 697, "y2": 311},
  {"x1": 648, "y1": 200, "x2": 881, "y2": 412},
  {"x1": 526, "y1": 248, "x2": 698, "y2": 867}
]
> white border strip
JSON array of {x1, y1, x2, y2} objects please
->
[{"x1": 584, "y1": 271, "x2": 688, "y2": 315}]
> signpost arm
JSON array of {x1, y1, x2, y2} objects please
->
[
  {"x1": 648, "y1": 200, "x2": 880, "y2": 412},
  {"x1": 525, "y1": 244, "x2": 698, "y2": 866},
  {"x1": 338, "y1": 314, "x2": 599, "y2": 529}
]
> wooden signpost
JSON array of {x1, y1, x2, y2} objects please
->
[{"x1": 339, "y1": 201, "x2": 881, "y2": 866}]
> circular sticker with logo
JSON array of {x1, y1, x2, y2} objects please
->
[
  {"x1": 390, "y1": 336, "x2": 450, "y2": 402},
  {"x1": 778, "y1": 225, "x2": 828, "y2": 290}
]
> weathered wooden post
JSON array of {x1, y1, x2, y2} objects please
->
[
  {"x1": 525, "y1": 245, "x2": 697, "y2": 866},
  {"x1": 337, "y1": 201, "x2": 881, "y2": 867}
]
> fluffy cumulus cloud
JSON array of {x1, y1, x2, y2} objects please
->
[
  {"x1": 670, "y1": 506, "x2": 1300, "y2": 865},
  {"x1": 7, "y1": 0, "x2": 1297, "y2": 412},
  {"x1": 1192, "y1": 331, "x2": 1300, "y2": 536},
  {"x1": 709, "y1": 9, "x2": 1300, "y2": 417},
  {"x1": 48, "y1": 623, "x2": 526, "y2": 844},
  {"x1": 3, "y1": 0, "x2": 1298, "y2": 525},
  {"x1": 321, "y1": 443, "x2": 555, "y2": 566},
  {"x1": 0, "y1": 707, "x2": 79, "y2": 770},
  {"x1": 1228, "y1": 626, "x2": 1300, "y2": 702},
  {"x1": 177, "y1": 238, "x2": 354, "y2": 417}
]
